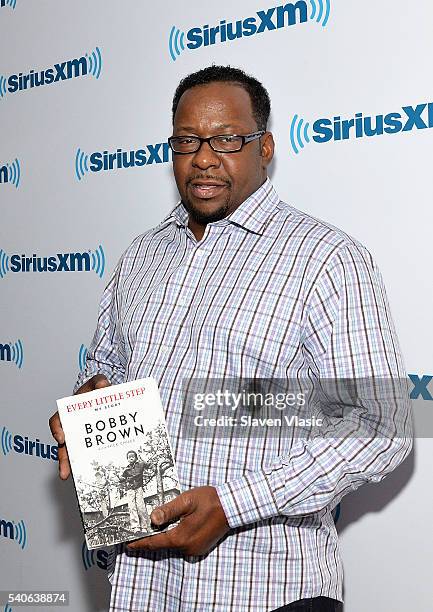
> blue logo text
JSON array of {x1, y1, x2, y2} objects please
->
[
  {"x1": 0, "y1": 245, "x2": 105, "y2": 278},
  {"x1": 0, "y1": 517, "x2": 27, "y2": 549},
  {"x1": 1, "y1": 426, "x2": 58, "y2": 461},
  {"x1": 169, "y1": 1, "x2": 330, "y2": 60},
  {"x1": 409, "y1": 374, "x2": 433, "y2": 401},
  {"x1": 0, "y1": 47, "x2": 102, "y2": 99},
  {"x1": 0, "y1": 340, "x2": 23, "y2": 368},
  {"x1": 289, "y1": 102, "x2": 433, "y2": 154},
  {"x1": 0, "y1": 158, "x2": 21, "y2": 188},
  {"x1": 75, "y1": 144, "x2": 171, "y2": 180}
]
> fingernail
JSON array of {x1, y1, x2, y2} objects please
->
[{"x1": 152, "y1": 509, "x2": 164, "y2": 524}]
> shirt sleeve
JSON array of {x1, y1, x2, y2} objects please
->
[
  {"x1": 215, "y1": 242, "x2": 413, "y2": 529},
  {"x1": 73, "y1": 261, "x2": 126, "y2": 393}
]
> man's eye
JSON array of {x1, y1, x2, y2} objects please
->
[
  {"x1": 218, "y1": 136, "x2": 236, "y2": 143},
  {"x1": 177, "y1": 137, "x2": 196, "y2": 144}
]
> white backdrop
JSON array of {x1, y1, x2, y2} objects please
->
[{"x1": 0, "y1": 1, "x2": 431, "y2": 610}]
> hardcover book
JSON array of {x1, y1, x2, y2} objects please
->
[{"x1": 57, "y1": 377, "x2": 181, "y2": 549}]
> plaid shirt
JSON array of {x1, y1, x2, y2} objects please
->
[{"x1": 75, "y1": 178, "x2": 412, "y2": 611}]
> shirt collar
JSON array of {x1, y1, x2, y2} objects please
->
[{"x1": 159, "y1": 177, "x2": 280, "y2": 236}]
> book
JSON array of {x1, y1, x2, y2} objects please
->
[{"x1": 56, "y1": 377, "x2": 181, "y2": 549}]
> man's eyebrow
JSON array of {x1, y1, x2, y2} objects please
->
[{"x1": 175, "y1": 124, "x2": 238, "y2": 132}]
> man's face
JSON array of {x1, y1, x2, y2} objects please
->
[
  {"x1": 127, "y1": 453, "x2": 136, "y2": 464},
  {"x1": 172, "y1": 82, "x2": 274, "y2": 225}
]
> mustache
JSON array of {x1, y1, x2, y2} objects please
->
[{"x1": 186, "y1": 174, "x2": 231, "y2": 186}]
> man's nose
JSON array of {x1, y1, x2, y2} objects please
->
[{"x1": 191, "y1": 141, "x2": 221, "y2": 170}]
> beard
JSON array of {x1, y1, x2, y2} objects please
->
[
  {"x1": 181, "y1": 176, "x2": 233, "y2": 224},
  {"x1": 182, "y1": 196, "x2": 232, "y2": 224}
]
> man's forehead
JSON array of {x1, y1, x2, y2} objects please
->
[
  {"x1": 174, "y1": 83, "x2": 255, "y2": 127},
  {"x1": 175, "y1": 122, "x2": 241, "y2": 132},
  {"x1": 179, "y1": 85, "x2": 248, "y2": 106}
]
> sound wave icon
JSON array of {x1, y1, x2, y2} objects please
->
[
  {"x1": 13, "y1": 519, "x2": 27, "y2": 549},
  {"x1": 7, "y1": 158, "x2": 21, "y2": 188},
  {"x1": 82, "y1": 541, "x2": 96, "y2": 570},
  {"x1": 0, "y1": 249, "x2": 10, "y2": 279},
  {"x1": 86, "y1": 46, "x2": 102, "y2": 79},
  {"x1": 2, "y1": 0, "x2": 17, "y2": 9},
  {"x1": 1, "y1": 426, "x2": 13, "y2": 456},
  {"x1": 10, "y1": 339, "x2": 24, "y2": 368},
  {"x1": 75, "y1": 148, "x2": 89, "y2": 181},
  {"x1": 91, "y1": 245, "x2": 105, "y2": 278},
  {"x1": 289, "y1": 115, "x2": 311, "y2": 155},
  {"x1": 0, "y1": 75, "x2": 7, "y2": 99},
  {"x1": 310, "y1": 0, "x2": 331, "y2": 27},
  {"x1": 169, "y1": 26, "x2": 185, "y2": 61},
  {"x1": 78, "y1": 344, "x2": 88, "y2": 371}
]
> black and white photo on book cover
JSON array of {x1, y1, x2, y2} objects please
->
[{"x1": 57, "y1": 377, "x2": 181, "y2": 549}]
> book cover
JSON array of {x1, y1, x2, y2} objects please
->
[{"x1": 57, "y1": 377, "x2": 181, "y2": 549}]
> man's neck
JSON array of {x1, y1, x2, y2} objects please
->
[
  {"x1": 188, "y1": 218, "x2": 206, "y2": 242},
  {"x1": 187, "y1": 177, "x2": 269, "y2": 241}
]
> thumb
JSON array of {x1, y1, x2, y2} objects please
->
[{"x1": 151, "y1": 493, "x2": 192, "y2": 525}]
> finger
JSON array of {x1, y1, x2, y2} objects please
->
[
  {"x1": 126, "y1": 531, "x2": 175, "y2": 551},
  {"x1": 94, "y1": 375, "x2": 111, "y2": 389},
  {"x1": 75, "y1": 374, "x2": 111, "y2": 395},
  {"x1": 49, "y1": 411, "x2": 64, "y2": 445},
  {"x1": 151, "y1": 492, "x2": 193, "y2": 525},
  {"x1": 57, "y1": 444, "x2": 71, "y2": 480}
]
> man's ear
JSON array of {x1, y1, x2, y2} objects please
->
[{"x1": 260, "y1": 132, "x2": 275, "y2": 166}]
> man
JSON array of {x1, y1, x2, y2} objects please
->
[
  {"x1": 50, "y1": 65, "x2": 412, "y2": 611},
  {"x1": 118, "y1": 451, "x2": 152, "y2": 533}
]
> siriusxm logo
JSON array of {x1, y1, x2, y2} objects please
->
[
  {"x1": 1, "y1": 0, "x2": 17, "y2": 10},
  {"x1": 0, "y1": 47, "x2": 102, "y2": 99},
  {"x1": 1, "y1": 425, "x2": 58, "y2": 461},
  {"x1": 169, "y1": 0, "x2": 330, "y2": 61},
  {"x1": 75, "y1": 143, "x2": 172, "y2": 180},
  {"x1": 0, "y1": 340, "x2": 24, "y2": 369},
  {"x1": 0, "y1": 517, "x2": 27, "y2": 550},
  {"x1": 0, "y1": 245, "x2": 105, "y2": 278},
  {"x1": 78, "y1": 344, "x2": 88, "y2": 371},
  {"x1": 82, "y1": 541, "x2": 108, "y2": 571},
  {"x1": 409, "y1": 374, "x2": 433, "y2": 401},
  {"x1": 289, "y1": 102, "x2": 433, "y2": 154},
  {"x1": 0, "y1": 158, "x2": 21, "y2": 188}
]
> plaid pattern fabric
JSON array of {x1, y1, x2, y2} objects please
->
[{"x1": 75, "y1": 178, "x2": 412, "y2": 611}]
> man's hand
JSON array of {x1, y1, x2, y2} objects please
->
[
  {"x1": 127, "y1": 486, "x2": 229, "y2": 556},
  {"x1": 48, "y1": 374, "x2": 111, "y2": 480}
]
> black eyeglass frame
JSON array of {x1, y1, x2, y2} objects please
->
[{"x1": 168, "y1": 130, "x2": 266, "y2": 154}]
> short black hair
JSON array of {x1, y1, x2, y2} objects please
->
[{"x1": 172, "y1": 65, "x2": 271, "y2": 131}]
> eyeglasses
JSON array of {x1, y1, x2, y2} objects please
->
[{"x1": 168, "y1": 131, "x2": 265, "y2": 154}]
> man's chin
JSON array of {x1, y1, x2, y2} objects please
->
[
  {"x1": 190, "y1": 208, "x2": 228, "y2": 225},
  {"x1": 184, "y1": 193, "x2": 232, "y2": 224}
]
